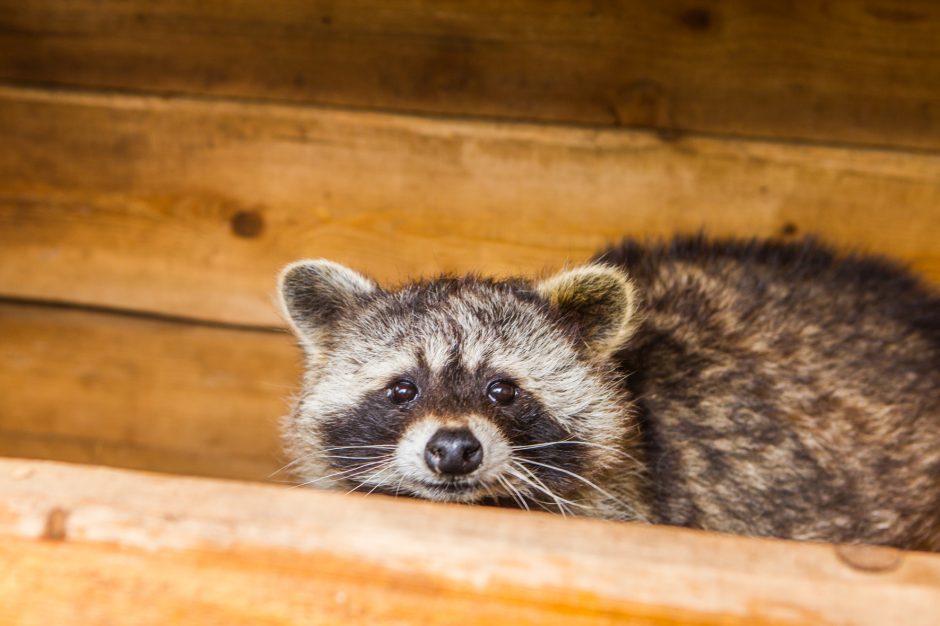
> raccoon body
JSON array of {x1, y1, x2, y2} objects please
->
[{"x1": 278, "y1": 236, "x2": 940, "y2": 551}]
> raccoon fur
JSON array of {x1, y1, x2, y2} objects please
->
[{"x1": 277, "y1": 236, "x2": 940, "y2": 551}]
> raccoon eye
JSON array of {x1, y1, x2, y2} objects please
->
[
  {"x1": 486, "y1": 380, "x2": 517, "y2": 405},
  {"x1": 387, "y1": 380, "x2": 418, "y2": 404}
]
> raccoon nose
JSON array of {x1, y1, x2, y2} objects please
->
[{"x1": 424, "y1": 428, "x2": 483, "y2": 476}]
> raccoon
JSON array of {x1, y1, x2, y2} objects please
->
[{"x1": 277, "y1": 236, "x2": 940, "y2": 551}]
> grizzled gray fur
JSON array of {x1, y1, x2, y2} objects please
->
[{"x1": 278, "y1": 236, "x2": 940, "y2": 551}]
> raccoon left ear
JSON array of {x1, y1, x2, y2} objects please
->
[
  {"x1": 536, "y1": 264, "x2": 639, "y2": 358},
  {"x1": 277, "y1": 259, "x2": 378, "y2": 351}
]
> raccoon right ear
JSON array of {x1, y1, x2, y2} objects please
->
[
  {"x1": 277, "y1": 260, "x2": 378, "y2": 349},
  {"x1": 536, "y1": 264, "x2": 639, "y2": 358}
]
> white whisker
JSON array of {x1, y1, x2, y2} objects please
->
[
  {"x1": 511, "y1": 439, "x2": 644, "y2": 465},
  {"x1": 496, "y1": 475, "x2": 529, "y2": 511},
  {"x1": 321, "y1": 444, "x2": 397, "y2": 452},
  {"x1": 508, "y1": 462, "x2": 585, "y2": 517},
  {"x1": 346, "y1": 464, "x2": 394, "y2": 496},
  {"x1": 516, "y1": 458, "x2": 649, "y2": 523},
  {"x1": 267, "y1": 455, "x2": 311, "y2": 479},
  {"x1": 291, "y1": 460, "x2": 387, "y2": 489},
  {"x1": 503, "y1": 467, "x2": 562, "y2": 515}
]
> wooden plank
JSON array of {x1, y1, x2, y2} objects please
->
[
  {"x1": 0, "y1": 301, "x2": 296, "y2": 480},
  {"x1": 1, "y1": 2, "x2": 939, "y2": 150},
  {"x1": 0, "y1": 85, "x2": 938, "y2": 327},
  {"x1": 1, "y1": 458, "x2": 939, "y2": 625}
]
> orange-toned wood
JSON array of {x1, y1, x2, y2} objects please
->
[
  {"x1": 0, "y1": 301, "x2": 296, "y2": 480},
  {"x1": 1, "y1": 1, "x2": 939, "y2": 150},
  {"x1": 1, "y1": 86, "x2": 938, "y2": 327},
  {"x1": 1, "y1": 458, "x2": 938, "y2": 625}
]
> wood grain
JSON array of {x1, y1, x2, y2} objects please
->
[
  {"x1": 1, "y1": 85, "x2": 938, "y2": 327},
  {"x1": 1, "y1": 1, "x2": 939, "y2": 150},
  {"x1": 1, "y1": 458, "x2": 939, "y2": 625},
  {"x1": 0, "y1": 301, "x2": 296, "y2": 480}
]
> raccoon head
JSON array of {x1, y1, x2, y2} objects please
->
[{"x1": 277, "y1": 260, "x2": 647, "y2": 519}]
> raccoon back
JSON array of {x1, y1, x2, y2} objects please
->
[{"x1": 598, "y1": 236, "x2": 940, "y2": 550}]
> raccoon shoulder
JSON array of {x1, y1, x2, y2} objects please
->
[{"x1": 597, "y1": 235, "x2": 940, "y2": 549}]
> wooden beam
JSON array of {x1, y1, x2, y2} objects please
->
[
  {"x1": 1, "y1": 85, "x2": 938, "y2": 327},
  {"x1": 0, "y1": 301, "x2": 295, "y2": 480},
  {"x1": 0, "y1": 458, "x2": 938, "y2": 625},
  {"x1": 1, "y1": 1, "x2": 939, "y2": 150}
]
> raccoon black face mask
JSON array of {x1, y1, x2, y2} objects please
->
[{"x1": 278, "y1": 236, "x2": 940, "y2": 551}]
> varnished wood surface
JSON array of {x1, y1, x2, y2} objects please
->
[
  {"x1": 1, "y1": 1, "x2": 939, "y2": 150},
  {"x1": 0, "y1": 301, "x2": 295, "y2": 480},
  {"x1": 1, "y1": 458, "x2": 938, "y2": 625},
  {"x1": 1, "y1": 85, "x2": 938, "y2": 327}
]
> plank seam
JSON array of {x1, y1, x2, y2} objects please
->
[
  {"x1": 0, "y1": 428, "x2": 283, "y2": 470},
  {"x1": 0, "y1": 294, "x2": 287, "y2": 334},
  {"x1": 2, "y1": 79, "x2": 939, "y2": 158}
]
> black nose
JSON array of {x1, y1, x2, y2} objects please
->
[{"x1": 424, "y1": 428, "x2": 483, "y2": 476}]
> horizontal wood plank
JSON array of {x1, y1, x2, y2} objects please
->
[
  {"x1": 1, "y1": 1, "x2": 939, "y2": 150},
  {"x1": 1, "y1": 86, "x2": 939, "y2": 327},
  {"x1": 1, "y1": 458, "x2": 939, "y2": 625},
  {"x1": 0, "y1": 301, "x2": 296, "y2": 480}
]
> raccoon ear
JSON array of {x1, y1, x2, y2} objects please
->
[
  {"x1": 277, "y1": 259, "x2": 377, "y2": 348},
  {"x1": 536, "y1": 264, "x2": 639, "y2": 358}
]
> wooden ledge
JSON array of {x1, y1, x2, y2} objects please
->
[{"x1": 1, "y1": 458, "x2": 938, "y2": 625}]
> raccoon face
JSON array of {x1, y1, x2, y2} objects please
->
[{"x1": 277, "y1": 260, "x2": 645, "y2": 517}]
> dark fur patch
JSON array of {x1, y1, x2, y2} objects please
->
[{"x1": 320, "y1": 350, "x2": 588, "y2": 500}]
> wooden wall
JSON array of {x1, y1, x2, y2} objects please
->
[
  {"x1": 1, "y1": 1, "x2": 938, "y2": 480},
  {"x1": 3, "y1": 1, "x2": 940, "y2": 150}
]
